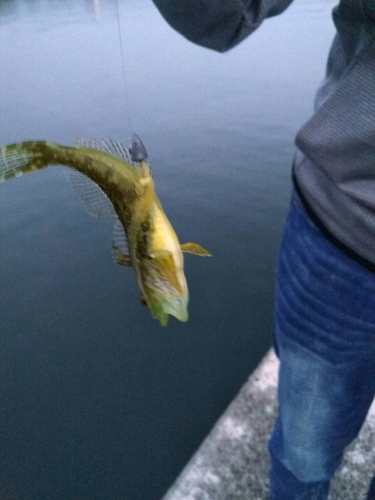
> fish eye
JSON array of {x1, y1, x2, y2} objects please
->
[{"x1": 140, "y1": 296, "x2": 148, "y2": 308}]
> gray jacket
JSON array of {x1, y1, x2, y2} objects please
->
[{"x1": 152, "y1": 0, "x2": 375, "y2": 266}]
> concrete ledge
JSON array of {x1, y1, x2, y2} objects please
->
[{"x1": 162, "y1": 350, "x2": 375, "y2": 500}]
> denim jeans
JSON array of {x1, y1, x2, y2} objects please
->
[{"x1": 269, "y1": 191, "x2": 375, "y2": 500}]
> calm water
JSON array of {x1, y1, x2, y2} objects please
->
[{"x1": 0, "y1": 1, "x2": 335, "y2": 499}]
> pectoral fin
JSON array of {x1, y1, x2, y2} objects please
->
[
  {"x1": 180, "y1": 243, "x2": 212, "y2": 257},
  {"x1": 111, "y1": 220, "x2": 132, "y2": 266},
  {"x1": 114, "y1": 248, "x2": 132, "y2": 266}
]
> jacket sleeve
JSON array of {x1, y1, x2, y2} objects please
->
[{"x1": 151, "y1": 0, "x2": 294, "y2": 52}]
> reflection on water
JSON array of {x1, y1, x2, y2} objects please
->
[{"x1": 0, "y1": 1, "x2": 335, "y2": 499}]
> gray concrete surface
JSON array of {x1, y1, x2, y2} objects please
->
[{"x1": 162, "y1": 350, "x2": 375, "y2": 500}]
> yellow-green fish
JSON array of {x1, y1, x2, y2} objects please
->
[{"x1": 0, "y1": 135, "x2": 211, "y2": 326}]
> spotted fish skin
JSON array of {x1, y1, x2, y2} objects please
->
[
  {"x1": 0, "y1": 141, "x2": 52, "y2": 180},
  {"x1": 0, "y1": 139, "x2": 208, "y2": 326},
  {"x1": 0, "y1": 141, "x2": 146, "y2": 231}
]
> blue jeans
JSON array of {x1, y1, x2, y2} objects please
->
[{"x1": 269, "y1": 191, "x2": 375, "y2": 500}]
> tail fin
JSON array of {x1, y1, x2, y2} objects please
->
[{"x1": 0, "y1": 141, "x2": 57, "y2": 182}]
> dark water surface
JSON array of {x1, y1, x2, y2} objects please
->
[{"x1": 0, "y1": 1, "x2": 335, "y2": 499}]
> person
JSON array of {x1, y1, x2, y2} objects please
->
[{"x1": 150, "y1": 1, "x2": 375, "y2": 499}]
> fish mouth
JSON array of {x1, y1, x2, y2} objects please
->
[
  {"x1": 149, "y1": 293, "x2": 189, "y2": 325},
  {"x1": 170, "y1": 307, "x2": 188, "y2": 323},
  {"x1": 163, "y1": 295, "x2": 189, "y2": 323}
]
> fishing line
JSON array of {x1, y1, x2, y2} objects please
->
[{"x1": 115, "y1": 0, "x2": 133, "y2": 141}]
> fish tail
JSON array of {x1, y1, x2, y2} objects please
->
[{"x1": 0, "y1": 141, "x2": 63, "y2": 182}]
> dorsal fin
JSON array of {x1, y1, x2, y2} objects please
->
[
  {"x1": 63, "y1": 166, "x2": 118, "y2": 219},
  {"x1": 75, "y1": 137, "x2": 135, "y2": 165},
  {"x1": 63, "y1": 137, "x2": 137, "y2": 220}
]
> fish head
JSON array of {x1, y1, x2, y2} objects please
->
[
  {"x1": 141, "y1": 257, "x2": 189, "y2": 326},
  {"x1": 148, "y1": 289, "x2": 189, "y2": 327}
]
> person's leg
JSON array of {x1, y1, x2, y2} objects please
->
[
  {"x1": 367, "y1": 476, "x2": 375, "y2": 500},
  {"x1": 269, "y1": 192, "x2": 375, "y2": 500}
]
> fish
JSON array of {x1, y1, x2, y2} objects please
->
[{"x1": 0, "y1": 135, "x2": 211, "y2": 326}]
